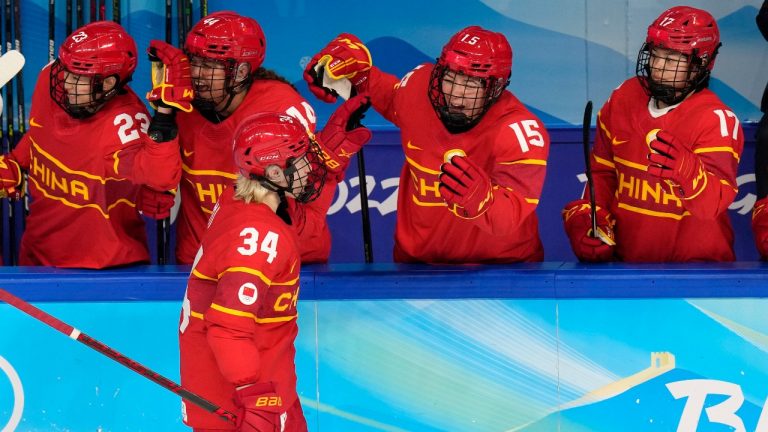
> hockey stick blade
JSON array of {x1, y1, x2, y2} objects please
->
[
  {"x1": 0, "y1": 288, "x2": 237, "y2": 424},
  {"x1": 0, "y1": 50, "x2": 24, "y2": 90}
]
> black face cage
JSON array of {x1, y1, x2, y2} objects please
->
[
  {"x1": 428, "y1": 63, "x2": 507, "y2": 134},
  {"x1": 256, "y1": 139, "x2": 327, "y2": 204},
  {"x1": 635, "y1": 43, "x2": 712, "y2": 106},
  {"x1": 50, "y1": 60, "x2": 120, "y2": 119},
  {"x1": 188, "y1": 55, "x2": 253, "y2": 115}
]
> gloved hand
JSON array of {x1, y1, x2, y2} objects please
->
[
  {"x1": 146, "y1": 40, "x2": 194, "y2": 112},
  {"x1": 562, "y1": 199, "x2": 616, "y2": 262},
  {"x1": 137, "y1": 186, "x2": 175, "y2": 220},
  {"x1": 234, "y1": 383, "x2": 284, "y2": 432},
  {"x1": 0, "y1": 155, "x2": 22, "y2": 200},
  {"x1": 303, "y1": 33, "x2": 372, "y2": 103},
  {"x1": 315, "y1": 94, "x2": 372, "y2": 181},
  {"x1": 647, "y1": 130, "x2": 706, "y2": 198},
  {"x1": 752, "y1": 197, "x2": 768, "y2": 259},
  {"x1": 439, "y1": 155, "x2": 493, "y2": 219}
]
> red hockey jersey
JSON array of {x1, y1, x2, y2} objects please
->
[
  {"x1": 590, "y1": 77, "x2": 743, "y2": 261},
  {"x1": 7, "y1": 66, "x2": 180, "y2": 268},
  {"x1": 174, "y1": 79, "x2": 335, "y2": 264},
  {"x1": 178, "y1": 187, "x2": 303, "y2": 429},
  {"x1": 367, "y1": 65, "x2": 549, "y2": 263}
]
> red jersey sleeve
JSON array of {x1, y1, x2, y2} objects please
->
[
  {"x1": 203, "y1": 223, "x2": 300, "y2": 386},
  {"x1": 674, "y1": 104, "x2": 742, "y2": 219},
  {"x1": 367, "y1": 66, "x2": 403, "y2": 125},
  {"x1": 101, "y1": 97, "x2": 181, "y2": 190}
]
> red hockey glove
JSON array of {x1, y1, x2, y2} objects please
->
[
  {"x1": 562, "y1": 199, "x2": 616, "y2": 262},
  {"x1": 303, "y1": 33, "x2": 372, "y2": 103},
  {"x1": 146, "y1": 40, "x2": 194, "y2": 112},
  {"x1": 648, "y1": 130, "x2": 706, "y2": 198},
  {"x1": 0, "y1": 155, "x2": 22, "y2": 200},
  {"x1": 753, "y1": 197, "x2": 768, "y2": 259},
  {"x1": 315, "y1": 94, "x2": 372, "y2": 181},
  {"x1": 439, "y1": 156, "x2": 493, "y2": 219},
  {"x1": 234, "y1": 383, "x2": 284, "y2": 432},
  {"x1": 137, "y1": 186, "x2": 175, "y2": 220}
]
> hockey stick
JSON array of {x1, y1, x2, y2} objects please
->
[
  {"x1": 65, "y1": 0, "x2": 72, "y2": 35},
  {"x1": 200, "y1": 0, "x2": 207, "y2": 19},
  {"x1": 582, "y1": 100, "x2": 598, "y2": 238},
  {"x1": 48, "y1": 0, "x2": 55, "y2": 62},
  {"x1": 13, "y1": 0, "x2": 28, "y2": 227},
  {"x1": 89, "y1": 0, "x2": 96, "y2": 23},
  {"x1": 0, "y1": 288, "x2": 238, "y2": 424},
  {"x1": 111, "y1": 0, "x2": 119, "y2": 24},
  {"x1": 76, "y1": 0, "x2": 83, "y2": 27},
  {"x1": 155, "y1": 0, "x2": 174, "y2": 265},
  {"x1": 98, "y1": 0, "x2": 104, "y2": 21},
  {"x1": 4, "y1": 0, "x2": 16, "y2": 266}
]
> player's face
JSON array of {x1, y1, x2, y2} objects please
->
[
  {"x1": 649, "y1": 48, "x2": 692, "y2": 90},
  {"x1": 189, "y1": 56, "x2": 229, "y2": 109},
  {"x1": 63, "y1": 72, "x2": 94, "y2": 106},
  {"x1": 441, "y1": 70, "x2": 487, "y2": 120}
]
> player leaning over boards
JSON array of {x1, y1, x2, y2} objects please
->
[
  {"x1": 304, "y1": 26, "x2": 550, "y2": 263},
  {"x1": 179, "y1": 112, "x2": 338, "y2": 432},
  {"x1": 0, "y1": 21, "x2": 180, "y2": 268},
  {"x1": 562, "y1": 6, "x2": 743, "y2": 262},
  {"x1": 145, "y1": 11, "x2": 368, "y2": 265}
]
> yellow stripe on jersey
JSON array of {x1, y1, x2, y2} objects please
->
[
  {"x1": 192, "y1": 268, "x2": 217, "y2": 281},
  {"x1": 594, "y1": 155, "x2": 615, "y2": 169},
  {"x1": 182, "y1": 163, "x2": 238, "y2": 179},
  {"x1": 209, "y1": 303, "x2": 297, "y2": 323},
  {"x1": 28, "y1": 176, "x2": 135, "y2": 218},
  {"x1": 694, "y1": 146, "x2": 740, "y2": 162},
  {"x1": 405, "y1": 156, "x2": 440, "y2": 175},
  {"x1": 613, "y1": 156, "x2": 648, "y2": 172},
  {"x1": 112, "y1": 151, "x2": 121, "y2": 175},
  {"x1": 617, "y1": 202, "x2": 691, "y2": 220},
  {"x1": 31, "y1": 138, "x2": 128, "y2": 184},
  {"x1": 525, "y1": 198, "x2": 539, "y2": 204},
  {"x1": 500, "y1": 159, "x2": 547, "y2": 166},
  {"x1": 219, "y1": 266, "x2": 299, "y2": 286},
  {"x1": 191, "y1": 310, "x2": 204, "y2": 320},
  {"x1": 411, "y1": 194, "x2": 448, "y2": 207}
]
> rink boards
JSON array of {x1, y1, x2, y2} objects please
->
[{"x1": 1, "y1": 263, "x2": 767, "y2": 431}]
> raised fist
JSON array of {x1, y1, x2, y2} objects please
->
[{"x1": 303, "y1": 33, "x2": 372, "y2": 103}]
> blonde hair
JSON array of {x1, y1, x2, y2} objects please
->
[{"x1": 233, "y1": 174, "x2": 272, "y2": 204}]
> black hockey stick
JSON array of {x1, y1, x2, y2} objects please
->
[
  {"x1": 89, "y1": 0, "x2": 96, "y2": 23},
  {"x1": 13, "y1": 0, "x2": 28, "y2": 228},
  {"x1": 48, "y1": 0, "x2": 55, "y2": 62},
  {"x1": 176, "y1": 0, "x2": 184, "y2": 46},
  {"x1": 111, "y1": 0, "x2": 119, "y2": 24},
  {"x1": 65, "y1": 0, "x2": 72, "y2": 35},
  {"x1": 4, "y1": 0, "x2": 16, "y2": 265},
  {"x1": 156, "y1": 0, "x2": 174, "y2": 265},
  {"x1": 582, "y1": 100, "x2": 597, "y2": 238},
  {"x1": 356, "y1": 149, "x2": 373, "y2": 262},
  {"x1": 200, "y1": 0, "x2": 207, "y2": 20},
  {"x1": 98, "y1": 0, "x2": 104, "y2": 20},
  {"x1": 76, "y1": 0, "x2": 83, "y2": 28},
  {"x1": 164, "y1": 0, "x2": 171, "y2": 45},
  {"x1": 0, "y1": 288, "x2": 237, "y2": 424}
]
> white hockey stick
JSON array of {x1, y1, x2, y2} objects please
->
[{"x1": 0, "y1": 50, "x2": 25, "y2": 113}]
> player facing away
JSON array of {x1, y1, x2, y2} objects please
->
[
  {"x1": 562, "y1": 6, "x2": 744, "y2": 262},
  {"x1": 753, "y1": 0, "x2": 768, "y2": 260},
  {"x1": 0, "y1": 21, "x2": 181, "y2": 268},
  {"x1": 178, "y1": 112, "x2": 330, "y2": 432},
  {"x1": 304, "y1": 26, "x2": 550, "y2": 263},
  {"x1": 150, "y1": 11, "x2": 357, "y2": 265}
]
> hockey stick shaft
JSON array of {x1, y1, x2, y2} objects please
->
[
  {"x1": 356, "y1": 149, "x2": 373, "y2": 263},
  {"x1": 5, "y1": 0, "x2": 16, "y2": 265},
  {"x1": 65, "y1": 0, "x2": 72, "y2": 34},
  {"x1": 0, "y1": 288, "x2": 237, "y2": 424},
  {"x1": 13, "y1": 0, "x2": 28, "y2": 223},
  {"x1": 76, "y1": 0, "x2": 83, "y2": 27},
  {"x1": 200, "y1": 0, "x2": 207, "y2": 19},
  {"x1": 89, "y1": 0, "x2": 95, "y2": 22},
  {"x1": 582, "y1": 100, "x2": 597, "y2": 237},
  {"x1": 48, "y1": 0, "x2": 55, "y2": 62},
  {"x1": 111, "y1": 0, "x2": 119, "y2": 24}
]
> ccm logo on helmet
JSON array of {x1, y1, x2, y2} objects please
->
[
  {"x1": 72, "y1": 31, "x2": 88, "y2": 43},
  {"x1": 258, "y1": 153, "x2": 280, "y2": 162}
]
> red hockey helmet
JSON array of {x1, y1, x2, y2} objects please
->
[
  {"x1": 51, "y1": 21, "x2": 137, "y2": 118},
  {"x1": 636, "y1": 6, "x2": 721, "y2": 105},
  {"x1": 428, "y1": 26, "x2": 512, "y2": 133},
  {"x1": 233, "y1": 112, "x2": 326, "y2": 203},
  {"x1": 185, "y1": 11, "x2": 266, "y2": 72}
]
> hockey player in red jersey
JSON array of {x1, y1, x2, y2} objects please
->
[
  {"x1": 304, "y1": 26, "x2": 550, "y2": 263},
  {"x1": 178, "y1": 112, "x2": 331, "y2": 432},
  {"x1": 153, "y1": 11, "x2": 355, "y2": 265},
  {"x1": 0, "y1": 21, "x2": 181, "y2": 268},
  {"x1": 753, "y1": 0, "x2": 768, "y2": 260},
  {"x1": 562, "y1": 6, "x2": 743, "y2": 262}
]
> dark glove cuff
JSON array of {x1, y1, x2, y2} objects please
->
[{"x1": 148, "y1": 110, "x2": 178, "y2": 142}]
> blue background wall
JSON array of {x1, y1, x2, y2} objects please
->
[{"x1": 5, "y1": 0, "x2": 768, "y2": 263}]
